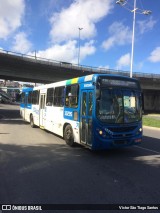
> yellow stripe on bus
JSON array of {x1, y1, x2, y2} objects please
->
[{"x1": 71, "y1": 78, "x2": 78, "y2": 84}]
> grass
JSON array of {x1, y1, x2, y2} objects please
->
[{"x1": 143, "y1": 117, "x2": 160, "y2": 128}]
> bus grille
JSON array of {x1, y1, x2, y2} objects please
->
[
  {"x1": 113, "y1": 140, "x2": 128, "y2": 145},
  {"x1": 108, "y1": 126, "x2": 136, "y2": 133}
]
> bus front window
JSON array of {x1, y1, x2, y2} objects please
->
[{"x1": 96, "y1": 89, "x2": 142, "y2": 124}]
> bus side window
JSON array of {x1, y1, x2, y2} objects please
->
[
  {"x1": 32, "y1": 90, "x2": 39, "y2": 105},
  {"x1": 21, "y1": 92, "x2": 25, "y2": 103},
  {"x1": 82, "y1": 92, "x2": 87, "y2": 116},
  {"x1": 46, "y1": 87, "x2": 54, "y2": 106},
  {"x1": 88, "y1": 92, "x2": 93, "y2": 116},
  {"x1": 65, "y1": 85, "x2": 79, "y2": 108},
  {"x1": 28, "y1": 91, "x2": 32, "y2": 104},
  {"x1": 54, "y1": 86, "x2": 65, "y2": 107}
]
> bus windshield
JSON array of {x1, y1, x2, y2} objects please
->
[{"x1": 96, "y1": 88, "x2": 142, "y2": 124}]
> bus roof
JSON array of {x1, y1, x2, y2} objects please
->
[{"x1": 22, "y1": 74, "x2": 139, "y2": 91}]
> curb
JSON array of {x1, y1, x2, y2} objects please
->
[{"x1": 143, "y1": 125, "x2": 160, "y2": 131}]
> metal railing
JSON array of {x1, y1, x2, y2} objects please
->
[{"x1": 0, "y1": 48, "x2": 160, "y2": 79}]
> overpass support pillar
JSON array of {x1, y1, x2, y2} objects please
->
[{"x1": 143, "y1": 90, "x2": 160, "y2": 113}]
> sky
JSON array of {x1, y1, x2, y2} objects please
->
[{"x1": 0, "y1": 0, "x2": 160, "y2": 75}]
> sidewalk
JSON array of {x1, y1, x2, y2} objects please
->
[
  {"x1": 143, "y1": 125, "x2": 160, "y2": 131},
  {"x1": 143, "y1": 113, "x2": 160, "y2": 120}
]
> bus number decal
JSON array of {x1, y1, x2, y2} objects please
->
[{"x1": 65, "y1": 111, "x2": 73, "y2": 117}]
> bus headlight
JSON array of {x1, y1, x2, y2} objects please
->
[
  {"x1": 96, "y1": 128, "x2": 107, "y2": 138},
  {"x1": 136, "y1": 127, "x2": 143, "y2": 135},
  {"x1": 99, "y1": 130, "x2": 103, "y2": 135}
]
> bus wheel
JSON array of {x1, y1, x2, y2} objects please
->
[
  {"x1": 64, "y1": 125, "x2": 74, "y2": 146},
  {"x1": 30, "y1": 114, "x2": 35, "y2": 128}
]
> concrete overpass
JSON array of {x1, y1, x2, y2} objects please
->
[
  {"x1": 0, "y1": 50, "x2": 160, "y2": 112},
  {"x1": 0, "y1": 50, "x2": 97, "y2": 83}
]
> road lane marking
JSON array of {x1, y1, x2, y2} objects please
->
[{"x1": 135, "y1": 145, "x2": 160, "y2": 154}]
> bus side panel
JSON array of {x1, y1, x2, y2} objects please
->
[
  {"x1": 32, "y1": 104, "x2": 40, "y2": 126},
  {"x1": 44, "y1": 106, "x2": 55, "y2": 132},
  {"x1": 20, "y1": 103, "x2": 24, "y2": 118},
  {"x1": 20, "y1": 103, "x2": 32, "y2": 122},
  {"x1": 41, "y1": 106, "x2": 80, "y2": 141},
  {"x1": 24, "y1": 104, "x2": 32, "y2": 122},
  {"x1": 52, "y1": 106, "x2": 64, "y2": 137},
  {"x1": 63, "y1": 106, "x2": 81, "y2": 143},
  {"x1": 72, "y1": 120, "x2": 80, "y2": 143}
]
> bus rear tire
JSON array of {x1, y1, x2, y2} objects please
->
[
  {"x1": 64, "y1": 125, "x2": 74, "y2": 146},
  {"x1": 30, "y1": 114, "x2": 35, "y2": 128}
]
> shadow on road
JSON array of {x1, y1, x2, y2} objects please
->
[
  {"x1": 0, "y1": 119, "x2": 28, "y2": 125},
  {"x1": 0, "y1": 108, "x2": 20, "y2": 119},
  {"x1": 0, "y1": 137, "x2": 160, "y2": 205},
  {"x1": 0, "y1": 106, "x2": 28, "y2": 125}
]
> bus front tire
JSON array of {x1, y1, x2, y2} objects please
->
[
  {"x1": 30, "y1": 114, "x2": 35, "y2": 128},
  {"x1": 64, "y1": 125, "x2": 74, "y2": 146}
]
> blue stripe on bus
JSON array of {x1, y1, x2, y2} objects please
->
[{"x1": 20, "y1": 103, "x2": 32, "y2": 109}]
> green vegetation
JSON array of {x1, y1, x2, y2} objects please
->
[{"x1": 143, "y1": 116, "x2": 160, "y2": 128}]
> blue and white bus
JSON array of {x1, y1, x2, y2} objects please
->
[{"x1": 20, "y1": 74, "x2": 142, "y2": 150}]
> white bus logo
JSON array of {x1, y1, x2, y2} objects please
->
[{"x1": 84, "y1": 83, "x2": 92, "y2": 88}]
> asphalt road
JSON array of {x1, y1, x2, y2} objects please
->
[{"x1": 0, "y1": 104, "x2": 160, "y2": 212}]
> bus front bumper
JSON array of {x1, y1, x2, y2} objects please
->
[{"x1": 92, "y1": 133, "x2": 142, "y2": 150}]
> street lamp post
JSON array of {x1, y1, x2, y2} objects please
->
[
  {"x1": 116, "y1": 0, "x2": 152, "y2": 78},
  {"x1": 78, "y1": 27, "x2": 83, "y2": 66},
  {"x1": 130, "y1": 0, "x2": 137, "y2": 78}
]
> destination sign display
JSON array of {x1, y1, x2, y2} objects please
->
[{"x1": 99, "y1": 78, "x2": 138, "y2": 88}]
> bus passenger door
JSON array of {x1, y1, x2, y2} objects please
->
[
  {"x1": 24, "y1": 95, "x2": 28, "y2": 120},
  {"x1": 39, "y1": 94, "x2": 46, "y2": 127},
  {"x1": 80, "y1": 90, "x2": 93, "y2": 146},
  {"x1": 24, "y1": 94, "x2": 29, "y2": 121}
]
